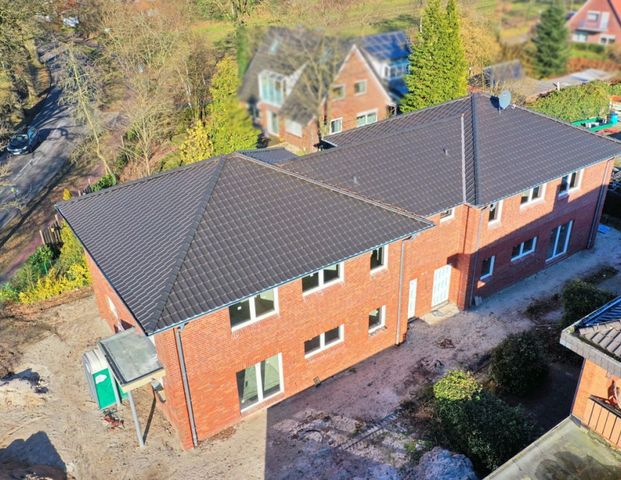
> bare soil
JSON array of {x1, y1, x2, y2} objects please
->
[{"x1": 0, "y1": 228, "x2": 618, "y2": 479}]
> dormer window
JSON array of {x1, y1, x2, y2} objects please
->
[
  {"x1": 383, "y1": 60, "x2": 409, "y2": 79},
  {"x1": 331, "y1": 85, "x2": 345, "y2": 100},
  {"x1": 587, "y1": 11, "x2": 600, "y2": 22},
  {"x1": 259, "y1": 71, "x2": 286, "y2": 106}
]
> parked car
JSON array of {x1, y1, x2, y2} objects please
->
[{"x1": 6, "y1": 127, "x2": 39, "y2": 155}]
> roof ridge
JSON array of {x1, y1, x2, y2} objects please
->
[
  {"x1": 236, "y1": 153, "x2": 434, "y2": 225},
  {"x1": 324, "y1": 94, "x2": 471, "y2": 146},
  {"x1": 148, "y1": 158, "x2": 227, "y2": 329}
]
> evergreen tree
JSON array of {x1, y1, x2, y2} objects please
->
[
  {"x1": 445, "y1": 0, "x2": 468, "y2": 97},
  {"x1": 179, "y1": 56, "x2": 257, "y2": 164},
  {"x1": 401, "y1": 0, "x2": 467, "y2": 112},
  {"x1": 532, "y1": 3, "x2": 569, "y2": 78}
]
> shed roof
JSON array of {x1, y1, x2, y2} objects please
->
[{"x1": 57, "y1": 154, "x2": 430, "y2": 334}]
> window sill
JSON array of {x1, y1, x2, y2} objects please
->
[
  {"x1": 479, "y1": 274, "x2": 493, "y2": 281},
  {"x1": 487, "y1": 220, "x2": 501, "y2": 228},
  {"x1": 519, "y1": 199, "x2": 544, "y2": 210},
  {"x1": 368, "y1": 325, "x2": 386, "y2": 336},
  {"x1": 304, "y1": 339, "x2": 343, "y2": 359},
  {"x1": 302, "y1": 278, "x2": 344, "y2": 297},
  {"x1": 231, "y1": 311, "x2": 277, "y2": 332},
  {"x1": 240, "y1": 389, "x2": 284, "y2": 414},
  {"x1": 546, "y1": 252, "x2": 568, "y2": 263},
  {"x1": 370, "y1": 265, "x2": 387, "y2": 275},
  {"x1": 511, "y1": 253, "x2": 535, "y2": 263}
]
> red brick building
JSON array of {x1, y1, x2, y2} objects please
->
[
  {"x1": 57, "y1": 94, "x2": 621, "y2": 449},
  {"x1": 568, "y1": 0, "x2": 621, "y2": 44},
  {"x1": 239, "y1": 28, "x2": 409, "y2": 153}
]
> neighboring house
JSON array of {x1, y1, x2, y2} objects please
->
[
  {"x1": 57, "y1": 93, "x2": 620, "y2": 449},
  {"x1": 239, "y1": 27, "x2": 409, "y2": 153},
  {"x1": 489, "y1": 296, "x2": 621, "y2": 477},
  {"x1": 568, "y1": 0, "x2": 621, "y2": 44}
]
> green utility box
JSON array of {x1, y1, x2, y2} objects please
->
[{"x1": 83, "y1": 348, "x2": 127, "y2": 409}]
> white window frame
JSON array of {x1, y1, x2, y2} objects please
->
[
  {"x1": 239, "y1": 353, "x2": 284, "y2": 412},
  {"x1": 230, "y1": 288, "x2": 279, "y2": 331},
  {"x1": 258, "y1": 70, "x2": 286, "y2": 107},
  {"x1": 285, "y1": 119, "x2": 303, "y2": 137},
  {"x1": 488, "y1": 201, "x2": 502, "y2": 224},
  {"x1": 480, "y1": 255, "x2": 495, "y2": 280},
  {"x1": 520, "y1": 184, "x2": 546, "y2": 207},
  {"x1": 302, "y1": 262, "x2": 345, "y2": 296},
  {"x1": 304, "y1": 325, "x2": 344, "y2": 358},
  {"x1": 573, "y1": 31, "x2": 588, "y2": 43},
  {"x1": 600, "y1": 34, "x2": 616, "y2": 45},
  {"x1": 558, "y1": 170, "x2": 582, "y2": 197},
  {"x1": 370, "y1": 245, "x2": 388, "y2": 272},
  {"x1": 368, "y1": 306, "x2": 386, "y2": 334},
  {"x1": 439, "y1": 208, "x2": 455, "y2": 222},
  {"x1": 267, "y1": 111, "x2": 279, "y2": 136},
  {"x1": 331, "y1": 84, "x2": 345, "y2": 100},
  {"x1": 546, "y1": 221, "x2": 573, "y2": 261},
  {"x1": 587, "y1": 10, "x2": 600, "y2": 22},
  {"x1": 511, "y1": 237, "x2": 538, "y2": 261},
  {"x1": 354, "y1": 80, "x2": 367, "y2": 95},
  {"x1": 330, "y1": 118, "x2": 343, "y2": 134},
  {"x1": 356, "y1": 109, "x2": 378, "y2": 127}
]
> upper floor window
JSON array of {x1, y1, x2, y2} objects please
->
[
  {"x1": 259, "y1": 71, "x2": 286, "y2": 106},
  {"x1": 356, "y1": 110, "x2": 378, "y2": 127},
  {"x1": 236, "y1": 353, "x2": 282, "y2": 411},
  {"x1": 440, "y1": 208, "x2": 455, "y2": 221},
  {"x1": 587, "y1": 11, "x2": 600, "y2": 22},
  {"x1": 382, "y1": 60, "x2": 409, "y2": 79},
  {"x1": 368, "y1": 306, "x2": 386, "y2": 333},
  {"x1": 559, "y1": 170, "x2": 581, "y2": 196},
  {"x1": 302, "y1": 263, "x2": 343, "y2": 294},
  {"x1": 520, "y1": 185, "x2": 544, "y2": 205},
  {"x1": 330, "y1": 118, "x2": 343, "y2": 134},
  {"x1": 480, "y1": 256, "x2": 495, "y2": 280},
  {"x1": 331, "y1": 85, "x2": 345, "y2": 100},
  {"x1": 354, "y1": 80, "x2": 367, "y2": 95},
  {"x1": 304, "y1": 325, "x2": 344, "y2": 357},
  {"x1": 488, "y1": 202, "x2": 501, "y2": 223},
  {"x1": 511, "y1": 237, "x2": 537, "y2": 261},
  {"x1": 229, "y1": 288, "x2": 278, "y2": 329},
  {"x1": 370, "y1": 245, "x2": 387, "y2": 271}
]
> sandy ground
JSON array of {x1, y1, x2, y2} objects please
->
[{"x1": 0, "y1": 228, "x2": 620, "y2": 479}]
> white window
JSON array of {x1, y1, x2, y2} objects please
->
[
  {"x1": 559, "y1": 170, "x2": 581, "y2": 196},
  {"x1": 587, "y1": 11, "x2": 600, "y2": 22},
  {"x1": 573, "y1": 32, "x2": 588, "y2": 42},
  {"x1": 480, "y1": 256, "x2": 495, "y2": 280},
  {"x1": 330, "y1": 118, "x2": 343, "y2": 134},
  {"x1": 368, "y1": 306, "x2": 386, "y2": 333},
  {"x1": 382, "y1": 60, "x2": 409, "y2": 79},
  {"x1": 440, "y1": 208, "x2": 455, "y2": 222},
  {"x1": 370, "y1": 245, "x2": 388, "y2": 271},
  {"x1": 304, "y1": 325, "x2": 344, "y2": 357},
  {"x1": 259, "y1": 71, "x2": 286, "y2": 106},
  {"x1": 520, "y1": 184, "x2": 544, "y2": 206},
  {"x1": 488, "y1": 201, "x2": 501, "y2": 224},
  {"x1": 511, "y1": 237, "x2": 537, "y2": 261},
  {"x1": 267, "y1": 111, "x2": 279, "y2": 136},
  {"x1": 302, "y1": 263, "x2": 344, "y2": 294},
  {"x1": 228, "y1": 288, "x2": 278, "y2": 330},
  {"x1": 354, "y1": 80, "x2": 367, "y2": 95},
  {"x1": 236, "y1": 353, "x2": 283, "y2": 411},
  {"x1": 601, "y1": 35, "x2": 616, "y2": 45},
  {"x1": 546, "y1": 221, "x2": 573, "y2": 260},
  {"x1": 331, "y1": 84, "x2": 345, "y2": 100},
  {"x1": 285, "y1": 119, "x2": 303, "y2": 137},
  {"x1": 356, "y1": 110, "x2": 378, "y2": 127}
]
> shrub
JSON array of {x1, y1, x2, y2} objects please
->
[
  {"x1": 18, "y1": 263, "x2": 90, "y2": 304},
  {"x1": 433, "y1": 370, "x2": 538, "y2": 473},
  {"x1": 90, "y1": 174, "x2": 116, "y2": 192},
  {"x1": 490, "y1": 331, "x2": 548, "y2": 396},
  {"x1": 561, "y1": 279, "x2": 615, "y2": 328},
  {"x1": 0, "y1": 246, "x2": 56, "y2": 303}
]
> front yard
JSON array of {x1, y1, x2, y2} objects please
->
[{"x1": 0, "y1": 227, "x2": 620, "y2": 479}]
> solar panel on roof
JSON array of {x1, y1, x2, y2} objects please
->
[{"x1": 362, "y1": 31, "x2": 410, "y2": 61}]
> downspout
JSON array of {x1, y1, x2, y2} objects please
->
[
  {"x1": 466, "y1": 208, "x2": 485, "y2": 308},
  {"x1": 175, "y1": 325, "x2": 199, "y2": 448},
  {"x1": 587, "y1": 158, "x2": 613, "y2": 249},
  {"x1": 396, "y1": 236, "x2": 410, "y2": 345}
]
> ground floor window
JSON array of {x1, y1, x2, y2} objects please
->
[
  {"x1": 236, "y1": 353, "x2": 283, "y2": 411},
  {"x1": 480, "y1": 255, "x2": 495, "y2": 280},
  {"x1": 304, "y1": 325, "x2": 344, "y2": 357},
  {"x1": 368, "y1": 306, "x2": 386, "y2": 333},
  {"x1": 546, "y1": 221, "x2": 573, "y2": 260},
  {"x1": 268, "y1": 111, "x2": 279, "y2": 136},
  {"x1": 511, "y1": 237, "x2": 537, "y2": 261}
]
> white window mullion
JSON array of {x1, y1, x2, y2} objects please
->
[
  {"x1": 248, "y1": 296, "x2": 257, "y2": 322},
  {"x1": 255, "y1": 363, "x2": 264, "y2": 403},
  {"x1": 563, "y1": 221, "x2": 573, "y2": 254}
]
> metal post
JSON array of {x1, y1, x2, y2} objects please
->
[{"x1": 126, "y1": 390, "x2": 145, "y2": 448}]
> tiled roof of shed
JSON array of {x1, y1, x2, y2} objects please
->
[
  {"x1": 577, "y1": 296, "x2": 621, "y2": 360},
  {"x1": 57, "y1": 154, "x2": 431, "y2": 334}
]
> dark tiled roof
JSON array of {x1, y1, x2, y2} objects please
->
[
  {"x1": 360, "y1": 31, "x2": 410, "y2": 61},
  {"x1": 317, "y1": 93, "x2": 621, "y2": 211},
  {"x1": 57, "y1": 155, "x2": 431, "y2": 334},
  {"x1": 240, "y1": 147, "x2": 297, "y2": 164}
]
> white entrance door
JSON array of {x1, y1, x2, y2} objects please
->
[
  {"x1": 432, "y1": 265, "x2": 452, "y2": 307},
  {"x1": 407, "y1": 279, "x2": 417, "y2": 319}
]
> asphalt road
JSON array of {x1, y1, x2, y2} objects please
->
[{"x1": 0, "y1": 42, "x2": 83, "y2": 232}]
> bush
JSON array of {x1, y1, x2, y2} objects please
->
[
  {"x1": 433, "y1": 370, "x2": 538, "y2": 473},
  {"x1": 18, "y1": 263, "x2": 90, "y2": 304},
  {"x1": 490, "y1": 331, "x2": 548, "y2": 396},
  {"x1": 90, "y1": 174, "x2": 116, "y2": 192},
  {"x1": 561, "y1": 279, "x2": 615, "y2": 328},
  {"x1": 0, "y1": 246, "x2": 56, "y2": 303}
]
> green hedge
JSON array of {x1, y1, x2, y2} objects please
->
[
  {"x1": 561, "y1": 279, "x2": 615, "y2": 328},
  {"x1": 0, "y1": 246, "x2": 55, "y2": 303},
  {"x1": 490, "y1": 331, "x2": 548, "y2": 396},
  {"x1": 433, "y1": 370, "x2": 538, "y2": 472}
]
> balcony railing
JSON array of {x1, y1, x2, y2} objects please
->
[{"x1": 585, "y1": 396, "x2": 621, "y2": 448}]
